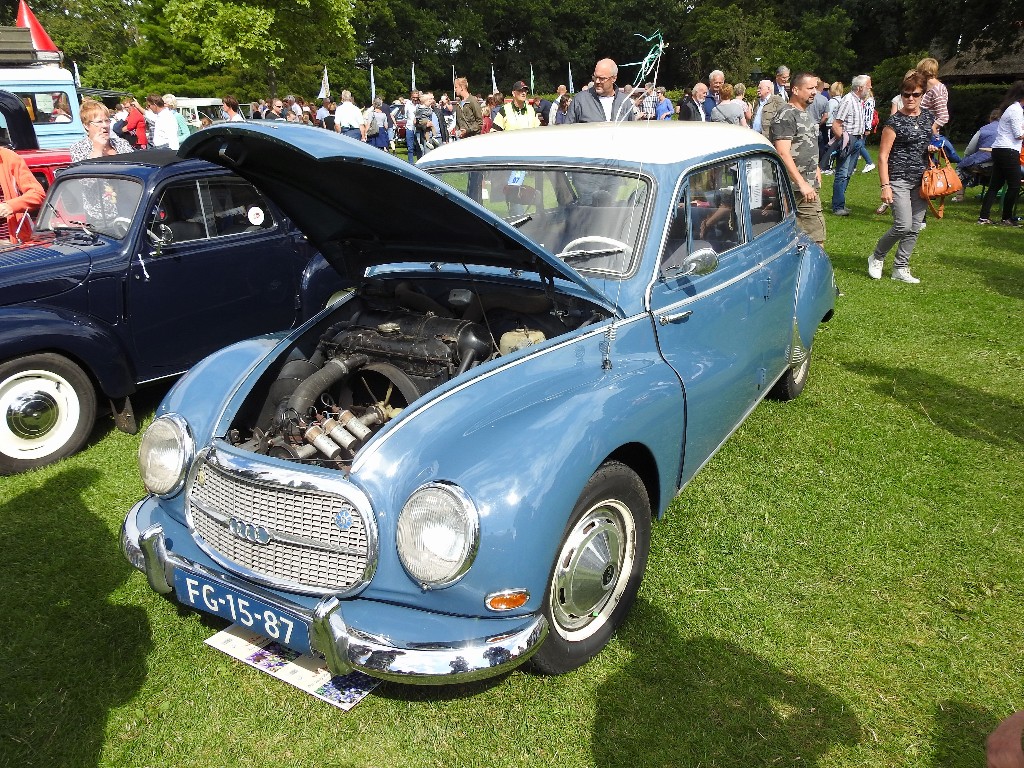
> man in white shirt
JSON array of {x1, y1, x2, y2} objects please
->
[
  {"x1": 334, "y1": 90, "x2": 366, "y2": 141},
  {"x1": 146, "y1": 94, "x2": 180, "y2": 150}
]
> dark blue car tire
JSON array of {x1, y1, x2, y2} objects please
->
[
  {"x1": 0, "y1": 353, "x2": 97, "y2": 475},
  {"x1": 529, "y1": 461, "x2": 651, "y2": 675}
]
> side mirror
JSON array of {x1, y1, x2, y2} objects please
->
[
  {"x1": 146, "y1": 223, "x2": 173, "y2": 255},
  {"x1": 662, "y1": 246, "x2": 718, "y2": 280}
]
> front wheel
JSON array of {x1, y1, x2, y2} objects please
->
[
  {"x1": 529, "y1": 461, "x2": 651, "y2": 675},
  {"x1": 0, "y1": 353, "x2": 97, "y2": 474}
]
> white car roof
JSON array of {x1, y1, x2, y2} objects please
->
[{"x1": 421, "y1": 122, "x2": 774, "y2": 166}]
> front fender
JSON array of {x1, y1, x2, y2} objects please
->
[
  {"x1": 350, "y1": 315, "x2": 684, "y2": 618},
  {"x1": 158, "y1": 334, "x2": 287, "y2": 448},
  {"x1": 0, "y1": 305, "x2": 135, "y2": 397}
]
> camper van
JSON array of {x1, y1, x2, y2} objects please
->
[
  {"x1": 0, "y1": 65, "x2": 84, "y2": 148},
  {"x1": 0, "y1": 25, "x2": 84, "y2": 149}
]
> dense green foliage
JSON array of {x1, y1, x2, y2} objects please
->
[
  {"x1": 0, "y1": 156, "x2": 1021, "y2": 767},
  {"x1": 0, "y1": 0, "x2": 1019, "y2": 104}
]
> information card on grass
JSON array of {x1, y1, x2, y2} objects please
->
[{"x1": 205, "y1": 624, "x2": 380, "y2": 710}]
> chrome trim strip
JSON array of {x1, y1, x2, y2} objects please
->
[
  {"x1": 185, "y1": 444, "x2": 379, "y2": 597},
  {"x1": 123, "y1": 516, "x2": 548, "y2": 684},
  {"x1": 652, "y1": 258, "x2": 764, "y2": 316},
  {"x1": 350, "y1": 313, "x2": 651, "y2": 474}
]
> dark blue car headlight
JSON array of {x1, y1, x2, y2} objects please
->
[
  {"x1": 138, "y1": 413, "x2": 194, "y2": 497},
  {"x1": 397, "y1": 482, "x2": 479, "y2": 589}
]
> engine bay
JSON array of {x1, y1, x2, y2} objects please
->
[{"x1": 225, "y1": 277, "x2": 608, "y2": 468}]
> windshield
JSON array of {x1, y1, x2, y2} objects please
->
[
  {"x1": 37, "y1": 176, "x2": 144, "y2": 240},
  {"x1": 430, "y1": 167, "x2": 649, "y2": 277}
]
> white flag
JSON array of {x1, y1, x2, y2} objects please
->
[
  {"x1": 370, "y1": 63, "x2": 376, "y2": 102},
  {"x1": 491, "y1": 64, "x2": 497, "y2": 94},
  {"x1": 72, "y1": 60, "x2": 81, "y2": 87},
  {"x1": 411, "y1": 63, "x2": 416, "y2": 91},
  {"x1": 317, "y1": 66, "x2": 329, "y2": 99},
  {"x1": 568, "y1": 62, "x2": 574, "y2": 94}
]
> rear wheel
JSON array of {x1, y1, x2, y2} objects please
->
[
  {"x1": 529, "y1": 461, "x2": 651, "y2": 675},
  {"x1": 768, "y1": 347, "x2": 812, "y2": 401},
  {"x1": 0, "y1": 354, "x2": 97, "y2": 474}
]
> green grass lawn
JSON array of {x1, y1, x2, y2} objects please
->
[{"x1": 1, "y1": 151, "x2": 1022, "y2": 768}]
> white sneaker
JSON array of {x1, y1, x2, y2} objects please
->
[
  {"x1": 892, "y1": 267, "x2": 920, "y2": 284},
  {"x1": 821, "y1": 169, "x2": 834, "y2": 175},
  {"x1": 868, "y1": 255, "x2": 884, "y2": 279},
  {"x1": 862, "y1": 163, "x2": 876, "y2": 173}
]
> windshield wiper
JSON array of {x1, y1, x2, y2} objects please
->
[
  {"x1": 505, "y1": 214, "x2": 532, "y2": 228},
  {"x1": 560, "y1": 247, "x2": 624, "y2": 261}
]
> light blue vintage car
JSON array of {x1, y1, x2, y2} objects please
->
[{"x1": 122, "y1": 121, "x2": 836, "y2": 684}]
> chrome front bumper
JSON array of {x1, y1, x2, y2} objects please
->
[{"x1": 122, "y1": 501, "x2": 548, "y2": 685}]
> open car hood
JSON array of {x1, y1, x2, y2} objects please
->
[{"x1": 179, "y1": 123, "x2": 616, "y2": 312}]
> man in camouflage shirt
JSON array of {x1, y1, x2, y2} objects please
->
[{"x1": 770, "y1": 72, "x2": 826, "y2": 243}]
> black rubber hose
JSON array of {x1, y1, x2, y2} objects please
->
[{"x1": 286, "y1": 354, "x2": 369, "y2": 416}]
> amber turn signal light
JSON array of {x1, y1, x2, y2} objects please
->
[{"x1": 485, "y1": 589, "x2": 530, "y2": 611}]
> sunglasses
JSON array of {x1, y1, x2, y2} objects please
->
[{"x1": 902, "y1": 91, "x2": 923, "y2": 98}]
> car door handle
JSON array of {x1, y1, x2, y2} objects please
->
[{"x1": 658, "y1": 310, "x2": 692, "y2": 325}]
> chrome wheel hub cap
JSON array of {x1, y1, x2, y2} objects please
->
[{"x1": 550, "y1": 499, "x2": 634, "y2": 640}]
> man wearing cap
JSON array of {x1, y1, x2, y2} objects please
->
[
  {"x1": 492, "y1": 81, "x2": 540, "y2": 131},
  {"x1": 566, "y1": 59, "x2": 635, "y2": 123}
]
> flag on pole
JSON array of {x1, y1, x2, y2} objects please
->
[
  {"x1": 72, "y1": 61, "x2": 81, "y2": 87},
  {"x1": 317, "y1": 66, "x2": 329, "y2": 99},
  {"x1": 530, "y1": 63, "x2": 535, "y2": 94},
  {"x1": 568, "y1": 62, "x2": 575, "y2": 94},
  {"x1": 411, "y1": 63, "x2": 416, "y2": 91},
  {"x1": 370, "y1": 62, "x2": 376, "y2": 102},
  {"x1": 491, "y1": 64, "x2": 497, "y2": 94},
  {"x1": 452, "y1": 64, "x2": 456, "y2": 95}
]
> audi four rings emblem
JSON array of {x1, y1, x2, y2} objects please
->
[{"x1": 228, "y1": 517, "x2": 272, "y2": 545}]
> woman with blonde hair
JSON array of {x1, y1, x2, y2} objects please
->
[{"x1": 70, "y1": 99, "x2": 133, "y2": 162}]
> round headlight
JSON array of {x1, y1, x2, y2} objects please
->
[
  {"x1": 138, "y1": 414, "x2": 194, "y2": 497},
  {"x1": 397, "y1": 483, "x2": 479, "y2": 588}
]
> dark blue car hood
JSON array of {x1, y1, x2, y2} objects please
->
[
  {"x1": 178, "y1": 123, "x2": 613, "y2": 309},
  {"x1": 0, "y1": 237, "x2": 90, "y2": 305}
]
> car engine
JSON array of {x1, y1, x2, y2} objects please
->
[{"x1": 226, "y1": 279, "x2": 606, "y2": 468}]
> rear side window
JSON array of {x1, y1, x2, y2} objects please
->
[
  {"x1": 746, "y1": 156, "x2": 791, "y2": 237},
  {"x1": 14, "y1": 91, "x2": 76, "y2": 125}
]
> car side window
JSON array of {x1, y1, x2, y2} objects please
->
[
  {"x1": 152, "y1": 181, "x2": 207, "y2": 244},
  {"x1": 206, "y1": 178, "x2": 276, "y2": 237},
  {"x1": 747, "y1": 156, "x2": 790, "y2": 238},
  {"x1": 660, "y1": 160, "x2": 746, "y2": 279}
]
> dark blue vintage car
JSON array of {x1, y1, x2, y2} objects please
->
[
  {"x1": 122, "y1": 122, "x2": 836, "y2": 684},
  {"x1": 0, "y1": 150, "x2": 343, "y2": 473}
]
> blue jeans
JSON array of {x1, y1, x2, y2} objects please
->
[
  {"x1": 405, "y1": 127, "x2": 417, "y2": 162},
  {"x1": 832, "y1": 135, "x2": 864, "y2": 212}
]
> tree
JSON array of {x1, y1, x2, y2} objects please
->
[{"x1": 163, "y1": 0, "x2": 356, "y2": 99}]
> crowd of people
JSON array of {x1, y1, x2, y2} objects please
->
[{"x1": 8, "y1": 60, "x2": 1021, "y2": 280}]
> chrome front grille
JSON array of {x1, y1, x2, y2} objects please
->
[{"x1": 188, "y1": 453, "x2": 373, "y2": 594}]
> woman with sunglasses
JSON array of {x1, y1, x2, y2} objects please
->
[{"x1": 868, "y1": 71, "x2": 935, "y2": 284}]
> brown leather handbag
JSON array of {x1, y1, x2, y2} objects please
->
[{"x1": 919, "y1": 149, "x2": 962, "y2": 218}]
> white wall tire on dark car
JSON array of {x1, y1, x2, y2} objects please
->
[
  {"x1": 529, "y1": 461, "x2": 651, "y2": 675},
  {"x1": 0, "y1": 354, "x2": 97, "y2": 474}
]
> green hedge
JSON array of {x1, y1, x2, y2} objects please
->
[{"x1": 948, "y1": 84, "x2": 1009, "y2": 142}]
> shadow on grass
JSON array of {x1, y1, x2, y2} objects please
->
[
  {"x1": 844, "y1": 361, "x2": 1023, "y2": 448},
  {"x1": 929, "y1": 700, "x2": 999, "y2": 766},
  {"x1": 950, "y1": 255, "x2": 1024, "y2": 301},
  {"x1": 592, "y1": 599, "x2": 861, "y2": 766},
  {"x1": 0, "y1": 468, "x2": 151, "y2": 768}
]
